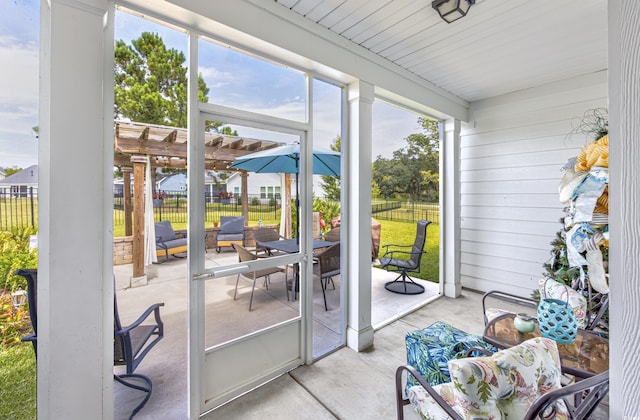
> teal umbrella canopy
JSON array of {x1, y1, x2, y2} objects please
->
[{"x1": 229, "y1": 143, "x2": 340, "y2": 176}]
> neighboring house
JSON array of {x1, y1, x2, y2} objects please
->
[
  {"x1": 0, "y1": 164, "x2": 38, "y2": 197},
  {"x1": 226, "y1": 172, "x2": 328, "y2": 201},
  {"x1": 0, "y1": 167, "x2": 5, "y2": 180},
  {"x1": 226, "y1": 171, "x2": 283, "y2": 202},
  {"x1": 157, "y1": 171, "x2": 226, "y2": 202}
]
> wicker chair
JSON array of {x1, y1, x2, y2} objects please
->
[
  {"x1": 316, "y1": 242, "x2": 341, "y2": 311},
  {"x1": 232, "y1": 243, "x2": 286, "y2": 310}
]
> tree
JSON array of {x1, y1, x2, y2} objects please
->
[
  {"x1": 372, "y1": 117, "x2": 439, "y2": 201},
  {"x1": 319, "y1": 136, "x2": 341, "y2": 200},
  {"x1": 114, "y1": 32, "x2": 221, "y2": 131},
  {"x1": 4, "y1": 167, "x2": 23, "y2": 177}
]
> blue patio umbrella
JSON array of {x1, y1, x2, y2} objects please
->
[
  {"x1": 228, "y1": 143, "x2": 340, "y2": 177},
  {"x1": 229, "y1": 143, "x2": 341, "y2": 238}
]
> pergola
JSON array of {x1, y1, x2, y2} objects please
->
[{"x1": 113, "y1": 120, "x2": 289, "y2": 280}]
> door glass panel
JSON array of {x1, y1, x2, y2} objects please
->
[
  {"x1": 200, "y1": 120, "x2": 302, "y2": 348},
  {"x1": 311, "y1": 79, "x2": 344, "y2": 358}
]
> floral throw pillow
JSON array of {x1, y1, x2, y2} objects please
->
[
  {"x1": 539, "y1": 278, "x2": 587, "y2": 329},
  {"x1": 446, "y1": 337, "x2": 568, "y2": 419}
]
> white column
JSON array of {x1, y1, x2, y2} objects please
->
[
  {"x1": 345, "y1": 80, "x2": 374, "y2": 351},
  {"x1": 39, "y1": 0, "x2": 114, "y2": 418},
  {"x1": 608, "y1": 0, "x2": 640, "y2": 415},
  {"x1": 441, "y1": 119, "x2": 462, "y2": 297}
]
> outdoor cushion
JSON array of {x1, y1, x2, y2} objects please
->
[
  {"x1": 407, "y1": 382, "x2": 458, "y2": 420},
  {"x1": 539, "y1": 278, "x2": 587, "y2": 329},
  {"x1": 408, "y1": 337, "x2": 569, "y2": 419},
  {"x1": 155, "y1": 220, "x2": 178, "y2": 242},
  {"x1": 220, "y1": 216, "x2": 244, "y2": 234},
  {"x1": 405, "y1": 321, "x2": 496, "y2": 389}
]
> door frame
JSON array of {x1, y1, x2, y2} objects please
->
[{"x1": 188, "y1": 103, "x2": 315, "y2": 416}]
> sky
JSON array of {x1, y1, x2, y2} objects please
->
[{"x1": 0, "y1": 3, "x2": 424, "y2": 171}]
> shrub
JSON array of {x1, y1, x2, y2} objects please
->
[
  {"x1": 251, "y1": 197, "x2": 260, "y2": 206},
  {"x1": 0, "y1": 293, "x2": 31, "y2": 346},
  {"x1": 0, "y1": 227, "x2": 38, "y2": 291}
]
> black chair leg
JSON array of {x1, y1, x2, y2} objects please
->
[
  {"x1": 321, "y1": 276, "x2": 328, "y2": 311},
  {"x1": 114, "y1": 373, "x2": 153, "y2": 419}
]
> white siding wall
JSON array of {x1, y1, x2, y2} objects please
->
[{"x1": 460, "y1": 71, "x2": 608, "y2": 296}]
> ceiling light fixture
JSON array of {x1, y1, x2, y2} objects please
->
[{"x1": 432, "y1": 0, "x2": 475, "y2": 23}]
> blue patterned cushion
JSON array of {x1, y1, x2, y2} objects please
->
[{"x1": 405, "y1": 321, "x2": 497, "y2": 390}]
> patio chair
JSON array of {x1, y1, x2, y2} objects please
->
[
  {"x1": 232, "y1": 243, "x2": 287, "y2": 311},
  {"x1": 215, "y1": 216, "x2": 245, "y2": 253},
  {"x1": 380, "y1": 220, "x2": 431, "y2": 295},
  {"x1": 253, "y1": 227, "x2": 285, "y2": 256},
  {"x1": 395, "y1": 337, "x2": 610, "y2": 420},
  {"x1": 154, "y1": 220, "x2": 187, "y2": 261},
  {"x1": 14, "y1": 268, "x2": 38, "y2": 356},
  {"x1": 315, "y1": 242, "x2": 340, "y2": 311},
  {"x1": 323, "y1": 226, "x2": 341, "y2": 243},
  {"x1": 114, "y1": 289, "x2": 164, "y2": 419}
]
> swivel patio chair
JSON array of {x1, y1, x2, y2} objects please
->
[
  {"x1": 380, "y1": 220, "x2": 431, "y2": 295},
  {"x1": 114, "y1": 291, "x2": 165, "y2": 419},
  {"x1": 232, "y1": 243, "x2": 287, "y2": 310}
]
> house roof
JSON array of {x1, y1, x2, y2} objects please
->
[
  {"x1": 113, "y1": 120, "x2": 285, "y2": 171},
  {"x1": 0, "y1": 164, "x2": 38, "y2": 186}
]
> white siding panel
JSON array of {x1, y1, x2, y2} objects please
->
[
  {"x1": 460, "y1": 72, "x2": 607, "y2": 296},
  {"x1": 462, "y1": 149, "x2": 583, "y2": 170},
  {"x1": 461, "y1": 265, "x2": 539, "y2": 293},
  {"x1": 462, "y1": 193, "x2": 562, "y2": 209},
  {"x1": 461, "y1": 230, "x2": 553, "y2": 251},
  {"x1": 461, "y1": 241, "x2": 549, "y2": 262},
  {"x1": 461, "y1": 218, "x2": 560, "y2": 237},
  {"x1": 461, "y1": 165, "x2": 562, "y2": 182},
  {"x1": 461, "y1": 179, "x2": 558, "y2": 195},
  {"x1": 461, "y1": 206, "x2": 562, "y2": 224}
]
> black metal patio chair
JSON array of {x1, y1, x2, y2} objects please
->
[
  {"x1": 14, "y1": 269, "x2": 38, "y2": 355},
  {"x1": 114, "y1": 291, "x2": 164, "y2": 419},
  {"x1": 380, "y1": 219, "x2": 431, "y2": 295}
]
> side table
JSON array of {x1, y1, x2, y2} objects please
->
[{"x1": 483, "y1": 313, "x2": 608, "y2": 379}]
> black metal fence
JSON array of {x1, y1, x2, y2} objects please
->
[
  {"x1": 0, "y1": 186, "x2": 37, "y2": 230},
  {"x1": 113, "y1": 191, "x2": 283, "y2": 225},
  {"x1": 0, "y1": 187, "x2": 440, "y2": 232},
  {"x1": 372, "y1": 200, "x2": 440, "y2": 225}
]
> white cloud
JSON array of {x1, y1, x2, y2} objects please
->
[{"x1": 0, "y1": 35, "x2": 39, "y2": 167}]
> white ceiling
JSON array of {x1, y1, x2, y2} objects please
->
[{"x1": 274, "y1": 0, "x2": 608, "y2": 103}]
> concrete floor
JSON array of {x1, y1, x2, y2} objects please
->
[
  {"x1": 113, "y1": 252, "x2": 441, "y2": 419},
  {"x1": 114, "y1": 257, "x2": 608, "y2": 419}
]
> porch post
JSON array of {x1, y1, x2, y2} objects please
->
[
  {"x1": 122, "y1": 166, "x2": 133, "y2": 237},
  {"x1": 241, "y1": 171, "x2": 249, "y2": 224},
  {"x1": 441, "y1": 118, "x2": 462, "y2": 297},
  {"x1": 345, "y1": 80, "x2": 374, "y2": 351},
  {"x1": 608, "y1": 0, "x2": 640, "y2": 415},
  {"x1": 38, "y1": 0, "x2": 114, "y2": 418},
  {"x1": 131, "y1": 156, "x2": 147, "y2": 282}
]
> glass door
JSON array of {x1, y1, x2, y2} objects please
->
[{"x1": 188, "y1": 106, "x2": 313, "y2": 415}]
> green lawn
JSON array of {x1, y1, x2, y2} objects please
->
[{"x1": 0, "y1": 344, "x2": 36, "y2": 419}]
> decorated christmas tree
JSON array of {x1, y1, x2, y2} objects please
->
[{"x1": 539, "y1": 109, "x2": 609, "y2": 335}]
